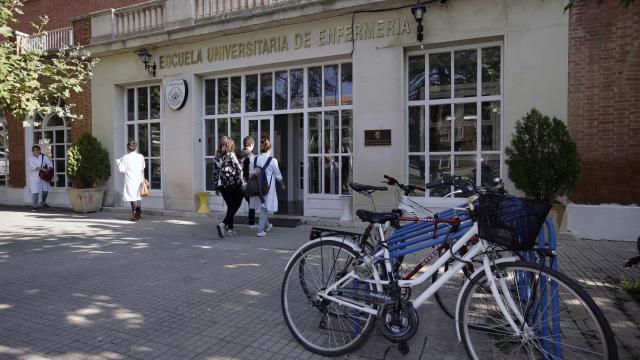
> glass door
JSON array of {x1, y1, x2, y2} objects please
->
[{"x1": 244, "y1": 115, "x2": 274, "y2": 157}]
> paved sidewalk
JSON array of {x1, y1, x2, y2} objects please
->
[{"x1": 0, "y1": 206, "x2": 638, "y2": 360}]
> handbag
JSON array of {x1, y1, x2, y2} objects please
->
[
  {"x1": 140, "y1": 179, "x2": 150, "y2": 197},
  {"x1": 38, "y1": 155, "x2": 54, "y2": 182}
]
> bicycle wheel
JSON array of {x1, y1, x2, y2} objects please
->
[
  {"x1": 281, "y1": 239, "x2": 377, "y2": 356},
  {"x1": 458, "y1": 261, "x2": 618, "y2": 360},
  {"x1": 431, "y1": 244, "x2": 474, "y2": 319}
]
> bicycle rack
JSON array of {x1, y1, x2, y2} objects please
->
[
  {"x1": 387, "y1": 207, "x2": 471, "y2": 258},
  {"x1": 387, "y1": 210, "x2": 562, "y2": 358},
  {"x1": 521, "y1": 219, "x2": 561, "y2": 359}
]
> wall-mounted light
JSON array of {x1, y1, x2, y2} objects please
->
[
  {"x1": 411, "y1": 0, "x2": 427, "y2": 43},
  {"x1": 135, "y1": 48, "x2": 156, "y2": 77}
]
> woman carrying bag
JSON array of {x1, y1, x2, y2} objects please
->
[
  {"x1": 116, "y1": 139, "x2": 146, "y2": 221},
  {"x1": 27, "y1": 145, "x2": 53, "y2": 211}
]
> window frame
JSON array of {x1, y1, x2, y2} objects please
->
[
  {"x1": 32, "y1": 101, "x2": 72, "y2": 189},
  {"x1": 124, "y1": 84, "x2": 163, "y2": 192},
  {"x1": 406, "y1": 42, "x2": 503, "y2": 199},
  {"x1": 201, "y1": 61, "x2": 354, "y2": 197},
  {"x1": 0, "y1": 110, "x2": 7, "y2": 187}
]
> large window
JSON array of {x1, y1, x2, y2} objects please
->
[
  {"x1": 204, "y1": 77, "x2": 242, "y2": 191},
  {"x1": 202, "y1": 62, "x2": 353, "y2": 195},
  {"x1": 33, "y1": 102, "x2": 71, "y2": 188},
  {"x1": 0, "y1": 110, "x2": 8, "y2": 186},
  {"x1": 126, "y1": 85, "x2": 162, "y2": 190},
  {"x1": 407, "y1": 44, "x2": 502, "y2": 197},
  {"x1": 308, "y1": 109, "x2": 352, "y2": 195},
  {"x1": 307, "y1": 63, "x2": 353, "y2": 195}
]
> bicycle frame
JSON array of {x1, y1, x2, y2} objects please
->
[{"x1": 317, "y1": 222, "x2": 533, "y2": 341}]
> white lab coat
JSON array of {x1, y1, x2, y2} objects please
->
[
  {"x1": 116, "y1": 151, "x2": 145, "y2": 201},
  {"x1": 27, "y1": 154, "x2": 53, "y2": 194},
  {"x1": 249, "y1": 153, "x2": 283, "y2": 212}
]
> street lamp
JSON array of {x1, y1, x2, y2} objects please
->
[
  {"x1": 135, "y1": 48, "x2": 157, "y2": 77},
  {"x1": 411, "y1": 0, "x2": 427, "y2": 42}
]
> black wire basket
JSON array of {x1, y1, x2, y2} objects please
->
[{"x1": 477, "y1": 193, "x2": 551, "y2": 251}]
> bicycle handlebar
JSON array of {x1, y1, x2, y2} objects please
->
[
  {"x1": 425, "y1": 174, "x2": 505, "y2": 197},
  {"x1": 383, "y1": 175, "x2": 426, "y2": 196}
]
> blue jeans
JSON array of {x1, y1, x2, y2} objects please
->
[
  {"x1": 31, "y1": 191, "x2": 48, "y2": 207},
  {"x1": 258, "y1": 207, "x2": 269, "y2": 232}
]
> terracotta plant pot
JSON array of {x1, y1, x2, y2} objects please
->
[
  {"x1": 67, "y1": 187, "x2": 105, "y2": 213},
  {"x1": 548, "y1": 203, "x2": 566, "y2": 233}
]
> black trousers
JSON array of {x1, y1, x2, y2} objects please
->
[
  {"x1": 219, "y1": 187, "x2": 244, "y2": 229},
  {"x1": 244, "y1": 196, "x2": 256, "y2": 225}
]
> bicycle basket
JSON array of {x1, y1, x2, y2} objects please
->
[{"x1": 477, "y1": 193, "x2": 551, "y2": 251}]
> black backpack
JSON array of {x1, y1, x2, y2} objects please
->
[
  {"x1": 245, "y1": 156, "x2": 273, "y2": 201},
  {"x1": 218, "y1": 154, "x2": 242, "y2": 189}
]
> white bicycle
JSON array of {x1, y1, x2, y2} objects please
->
[{"x1": 281, "y1": 175, "x2": 617, "y2": 359}]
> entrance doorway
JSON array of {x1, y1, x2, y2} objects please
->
[
  {"x1": 273, "y1": 113, "x2": 303, "y2": 215},
  {"x1": 244, "y1": 113, "x2": 303, "y2": 216}
]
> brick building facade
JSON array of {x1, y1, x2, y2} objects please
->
[
  {"x1": 2, "y1": 0, "x2": 638, "y2": 239},
  {"x1": 11, "y1": 0, "x2": 145, "y2": 33},
  {"x1": 568, "y1": 0, "x2": 640, "y2": 205},
  {"x1": 5, "y1": 0, "x2": 144, "y2": 188}
]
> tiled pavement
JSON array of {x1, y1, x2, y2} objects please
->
[{"x1": 0, "y1": 206, "x2": 638, "y2": 360}]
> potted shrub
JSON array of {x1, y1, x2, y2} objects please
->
[
  {"x1": 66, "y1": 132, "x2": 111, "y2": 213},
  {"x1": 505, "y1": 108, "x2": 581, "y2": 231}
]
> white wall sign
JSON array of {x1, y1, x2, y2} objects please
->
[{"x1": 166, "y1": 79, "x2": 188, "y2": 110}]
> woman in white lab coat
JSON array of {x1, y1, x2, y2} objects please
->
[
  {"x1": 249, "y1": 138, "x2": 285, "y2": 237},
  {"x1": 116, "y1": 139, "x2": 146, "y2": 221},
  {"x1": 27, "y1": 145, "x2": 53, "y2": 211}
]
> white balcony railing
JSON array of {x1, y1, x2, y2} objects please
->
[
  {"x1": 15, "y1": 27, "x2": 74, "y2": 53},
  {"x1": 195, "y1": 0, "x2": 295, "y2": 20},
  {"x1": 114, "y1": 0, "x2": 164, "y2": 38}
]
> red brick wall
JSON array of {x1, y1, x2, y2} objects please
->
[
  {"x1": 13, "y1": 0, "x2": 147, "y2": 33},
  {"x1": 68, "y1": 17, "x2": 92, "y2": 139},
  {"x1": 7, "y1": 113, "x2": 25, "y2": 187},
  {"x1": 69, "y1": 82, "x2": 92, "y2": 142},
  {"x1": 3, "y1": 0, "x2": 99, "y2": 190},
  {"x1": 72, "y1": 17, "x2": 91, "y2": 46},
  {"x1": 568, "y1": 0, "x2": 640, "y2": 204}
]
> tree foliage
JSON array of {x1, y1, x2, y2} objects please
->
[
  {"x1": 505, "y1": 109, "x2": 581, "y2": 203},
  {"x1": 66, "y1": 132, "x2": 110, "y2": 188},
  {"x1": 0, "y1": 0, "x2": 97, "y2": 126},
  {"x1": 564, "y1": 0, "x2": 635, "y2": 11}
]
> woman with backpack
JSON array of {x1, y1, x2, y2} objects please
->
[
  {"x1": 212, "y1": 136, "x2": 244, "y2": 238},
  {"x1": 249, "y1": 138, "x2": 284, "y2": 237}
]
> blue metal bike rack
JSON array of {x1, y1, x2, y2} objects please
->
[
  {"x1": 386, "y1": 209, "x2": 562, "y2": 359},
  {"x1": 521, "y1": 219, "x2": 561, "y2": 359}
]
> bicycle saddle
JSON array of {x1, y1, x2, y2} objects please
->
[
  {"x1": 356, "y1": 209, "x2": 399, "y2": 224},
  {"x1": 349, "y1": 182, "x2": 387, "y2": 193}
]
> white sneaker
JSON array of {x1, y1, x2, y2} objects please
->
[
  {"x1": 226, "y1": 229, "x2": 238, "y2": 237},
  {"x1": 265, "y1": 223, "x2": 273, "y2": 233},
  {"x1": 257, "y1": 231, "x2": 267, "y2": 237},
  {"x1": 249, "y1": 224, "x2": 258, "y2": 229},
  {"x1": 216, "y1": 223, "x2": 225, "y2": 238}
]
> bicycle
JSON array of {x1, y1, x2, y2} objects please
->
[
  {"x1": 381, "y1": 174, "x2": 478, "y2": 319},
  {"x1": 281, "y1": 176, "x2": 618, "y2": 359}
]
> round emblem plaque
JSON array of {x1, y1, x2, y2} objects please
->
[{"x1": 166, "y1": 79, "x2": 188, "y2": 110}]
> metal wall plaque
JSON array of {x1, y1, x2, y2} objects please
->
[
  {"x1": 166, "y1": 79, "x2": 188, "y2": 110},
  {"x1": 364, "y1": 129, "x2": 391, "y2": 146}
]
